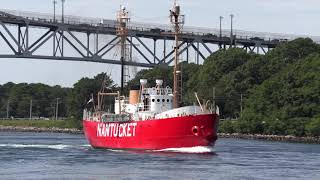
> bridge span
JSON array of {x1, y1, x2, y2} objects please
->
[{"x1": 0, "y1": 9, "x2": 318, "y2": 68}]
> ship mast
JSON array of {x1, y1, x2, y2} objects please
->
[
  {"x1": 170, "y1": 0, "x2": 185, "y2": 108},
  {"x1": 117, "y1": 5, "x2": 130, "y2": 94}
]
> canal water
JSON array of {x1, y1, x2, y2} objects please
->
[{"x1": 0, "y1": 131, "x2": 320, "y2": 180}]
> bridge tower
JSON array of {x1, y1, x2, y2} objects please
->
[
  {"x1": 170, "y1": 0, "x2": 185, "y2": 108},
  {"x1": 116, "y1": 5, "x2": 130, "y2": 94}
]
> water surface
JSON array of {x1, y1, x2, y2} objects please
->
[{"x1": 0, "y1": 132, "x2": 319, "y2": 180}]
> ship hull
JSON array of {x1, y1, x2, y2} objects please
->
[{"x1": 83, "y1": 114, "x2": 219, "y2": 150}]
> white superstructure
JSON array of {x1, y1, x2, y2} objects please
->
[{"x1": 112, "y1": 79, "x2": 205, "y2": 121}]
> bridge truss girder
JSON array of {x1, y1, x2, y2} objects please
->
[{"x1": 0, "y1": 13, "x2": 278, "y2": 68}]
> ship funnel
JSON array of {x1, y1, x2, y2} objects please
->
[
  {"x1": 140, "y1": 79, "x2": 147, "y2": 86},
  {"x1": 129, "y1": 90, "x2": 139, "y2": 105},
  {"x1": 156, "y1": 79, "x2": 163, "y2": 86}
]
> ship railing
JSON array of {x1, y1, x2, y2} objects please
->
[
  {"x1": 101, "y1": 114, "x2": 130, "y2": 123},
  {"x1": 142, "y1": 87, "x2": 173, "y2": 95},
  {"x1": 115, "y1": 95, "x2": 128, "y2": 102}
]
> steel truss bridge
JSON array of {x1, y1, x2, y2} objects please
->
[{"x1": 0, "y1": 9, "x2": 318, "y2": 68}]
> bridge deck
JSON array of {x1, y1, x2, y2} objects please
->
[
  {"x1": 1, "y1": 9, "x2": 310, "y2": 48},
  {"x1": 0, "y1": 9, "x2": 318, "y2": 68}
]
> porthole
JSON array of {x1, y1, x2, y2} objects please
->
[
  {"x1": 167, "y1": 99, "x2": 170, "y2": 102},
  {"x1": 152, "y1": 99, "x2": 155, "y2": 102},
  {"x1": 162, "y1": 99, "x2": 165, "y2": 102},
  {"x1": 157, "y1": 99, "x2": 160, "y2": 102}
]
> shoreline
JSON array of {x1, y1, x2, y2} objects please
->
[
  {"x1": 0, "y1": 125, "x2": 83, "y2": 134},
  {"x1": 1, "y1": 126, "x2": 319, "y2": 144},
  {"x1": 218, "y1": 133, "x2": 320, "y2": 144}
]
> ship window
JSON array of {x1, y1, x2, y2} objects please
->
[
  {"x1": 152, "y1": 99, "x2": 155, "y2": 102},
  {"x1": 171, "y1": 99, "x2": 173, "y2": 102},
  {"x1": 162, "y1": 99, "x2": 165, "y2": 102},
  {"x1": 167, "y1": 99, "x2": 170, "y2": 102},
  {"x1": 157, "y1": 99, "x2": 160, "y2": 102}
]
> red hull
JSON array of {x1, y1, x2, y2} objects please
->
[{"x1": 83, "y1": 114, "x2": 219, "y2": 150}]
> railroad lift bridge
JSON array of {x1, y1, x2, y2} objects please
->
[{"x1": 0, "y1": 9, "x2": 315, "y2": 79}]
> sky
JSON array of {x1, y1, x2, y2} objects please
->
[{"x1": 0, "y1": 0, "x2": 319, "y2": 87}]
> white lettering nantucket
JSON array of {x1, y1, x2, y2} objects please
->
[{"x1": 97, "y1": 123, "x2": 137, "y2": 138}]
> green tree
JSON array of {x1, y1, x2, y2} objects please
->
[
  {"x1": 68, "y1": 72, "x2": 116, "y2": 120},
  {"x1": 241, "y1": 52, "x2": 320, "y2": 136},
  {"x1": 305, "y1": 117, "x2": 320, "y2": 136}
]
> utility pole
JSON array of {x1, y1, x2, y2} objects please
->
[
  {"x1": 240, "y1": 93, "x2": 243, "y2": 116},
  {"x1": 219, "y1": 16, "x2": 223, "y2": 38},
  {"x1": 230, "y1": 14, "x2": 234, "y2": 48},
  {"x1": 53, "y1": 0, "x2": 57, "y2": 22},
  {"x1": 29, "y1": 99, "x2": 33, "y2": 120},
  {"x1": 61, "y1": 0, "x2": 65, "y2": 56},
  {"x1": 219, "y1": 16, "x2": 223, "y2": 49},
  {"x1": 61, "y1": 0, "x2": 65, "y2": 23},
  {"x1": 6, "y1": 100, "x2": 10, "y2": 119},
  {"x1": 55, "y1": 98, "x2": 60, "y2": 120}
]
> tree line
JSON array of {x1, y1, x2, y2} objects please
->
[
  {"x1": 127, "y1": 38, "x2": 320, "y2": 137},
  {"x1": 0, "y1": 38, "x2": 319, "y2": 136},
  {"x1": 0, "y1": 73, "x2": 115, "y2": 120}
]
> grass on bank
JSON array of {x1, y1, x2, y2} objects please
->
[{"x1": 0, "y1": 119, "x2": 82, "y2": 130}]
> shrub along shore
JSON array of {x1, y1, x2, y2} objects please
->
[
  {"x1": 0, "y1": 119, "x2": 82, "y2": 134},
  {"x1": 218, "y1": 133, "x2": 320, "y2": 144},
  {"x1": 0, "y1": 125, "x2": 82, "y2": 134}
]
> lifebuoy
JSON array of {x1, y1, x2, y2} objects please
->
[{"x1": 192, "y1": 126, "x2": 200, "y2": 136}]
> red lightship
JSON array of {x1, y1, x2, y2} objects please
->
[{"x1": 83, "y1": 2, "x2": 219, "y2": 152}]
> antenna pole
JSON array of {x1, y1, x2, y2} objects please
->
[
  {"x1": 117, "y1": 6, "x2": 130, "y2": 95},
  {"x1": 170, "y1": 1, "x2": 185, "y2": 108}
]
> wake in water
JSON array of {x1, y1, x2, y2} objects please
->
[
  {"x1": 89, "y1": 146, "x2": 215, "y2": 154},
  {"x1": 151, "y1": 146, "x2": 215, "y2": 154},
  {"x1": 0, "y1": 143, "x2": 215, "y2": 154}
]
